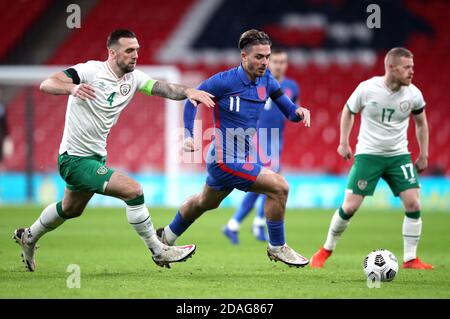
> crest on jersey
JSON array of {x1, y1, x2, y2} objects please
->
[
  {"x1": 97, "y1": 166, "x2": 108, "y2": 175},
  {"x1": 120, "y1": 84, "x2": 131, "y2": 96},
  {"x1": 257, "y1": 86, "x2": 267, "y2": 100},
  {"x1": 357, "y1": 179, "x2": 368, "y2": 190},
  {"x1": 399, "y1": 100, "x2": 411, "y2": 113}
]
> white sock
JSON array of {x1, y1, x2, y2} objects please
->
[
  {"x1": 163, "y1": 226, "x2": 178, "y2": 245},
  {"x1": 252, "y1": 216, "x2": 265, "y2": 228},
  {"x1": 227, "y1": 218, "x2": 240, "y2": 232},
  {"x1": 268, "y1": 243, "x2": 285, "y2": 250},
  {"x1": 28, "y1": 202, "x2": 65, "y2": 244},
  {"x1": 323, "y1": 209, "x2": 350, "y2": 251},
  {"x1": 126, "y1": 204, "x2": 163, "y2": 256},
  {"x1": 403, "y1": 216, "x2": 422, "y2": 262}
]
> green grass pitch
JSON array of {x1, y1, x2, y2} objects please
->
[{"x1": 0, "y1": 205, "x2": 449, "y2": 298}]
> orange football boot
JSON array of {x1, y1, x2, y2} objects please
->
[
  {"x1": 402, "y1": 257, "x2": 434, "y2": 270},
  {"x1": 310, "y1": 247, "x2": 332, "y2": 268}
]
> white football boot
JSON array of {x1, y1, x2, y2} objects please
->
[
  {"x1": 13, "y1": 228, "x2": 37, "y2": 272},
  {"x1": 152, "y1": 244, "x2": 196, "y2": 269},
  {"x1": 267, "y1": 244, "x2": 309, "y2": 268}
]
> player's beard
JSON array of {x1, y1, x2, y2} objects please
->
[
  {"x1": 117, "y1": 59, "x2": 135, "y2": 74},
  {"x1": 400, "y1": 76, "x2": 412, "y2": 86},
  {"x1": 250, "y1": 64, "x2": 266, "y2": 78}
]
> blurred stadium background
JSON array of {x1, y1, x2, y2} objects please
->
[{"x1": 0, "y1": 0, "x2": 449, "y2": 210}]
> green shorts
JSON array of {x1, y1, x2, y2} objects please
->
[
  {"x1": 346, "y1": 154, "x2": 420, "y2": 196},
  {"x1": 58, "y1": 152, "x2": 114, "y2": 193}
]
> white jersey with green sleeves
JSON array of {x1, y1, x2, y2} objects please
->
[
  {"x1": 346, "y1": 76, "x2": 426, "y2": 156},
  {"x1": 59, "y1": 60, "x2": 156, "y2": 157}
]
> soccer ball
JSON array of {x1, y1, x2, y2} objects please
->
[{"x1": 363, "y1": 249, "x2": 398, "y2": 282}]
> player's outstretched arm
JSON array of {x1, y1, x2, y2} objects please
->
[
  {"x1": 272, "y1": 93, "x2": 310, "y2": 125},
  {"x1": 413, "y1": 111, "x2": 429, "y2": 172},
  {"x1": 151, "y1": 81, "x2": 215, "y2": 107},
  {"x1": 40, "y1": 71, "x2": 96, "y2": 100},
  {"x1": 337, "y1": 105, "x2": 354, "y2": 160}
]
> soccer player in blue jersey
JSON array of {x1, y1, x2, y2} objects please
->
[
  {"x1": 157, "y1": 29, "x2": 311, "y2": 267},
  {"x1": 223, "y1": 48, "x2": 300, "y2": 244}
]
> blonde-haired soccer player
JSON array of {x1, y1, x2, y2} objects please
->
[{"x1": 311, "y1": 47, "x2": 433, "y2": 270}]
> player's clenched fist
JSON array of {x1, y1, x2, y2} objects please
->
[{"x1": 71, "y1": 83, "x2": 96, "y2": 100}]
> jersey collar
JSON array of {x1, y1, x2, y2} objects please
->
[
  {"x1": 105, "y1": 61, "x2": 124, "y2": 81},
  {"x1": 238, "y1": 64, "x2": 260, "y2": 86}
]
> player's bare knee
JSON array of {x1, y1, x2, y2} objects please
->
[
  {"x1": 124, "y1": 183, "x2": 143, "y2": 201},
  {"x1": 405, "y1": 200, "x2": 421, "y2": 212},
  {"x1": 273, "y1": 175, "x2": 289, "y2": 202},
  {"x1": 341, "y1": 203, "x2": 359, "y2": 216},
  {"x1": 342, "y1": 195, "x2": 363, "y2": 216}
]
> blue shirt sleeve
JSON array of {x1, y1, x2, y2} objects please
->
[
  {"x1": 184, "y1": 72, "x2": 224, "y2": 138},
  {"x1": 273, "y1": 95, "x2": 302, "y2": 122},
  {"x1": 183, "y1": 100, "x2": 197, "y2": 138},
  {"x1": 268, "y1": 75, "x2": 301, "y2": 122}
]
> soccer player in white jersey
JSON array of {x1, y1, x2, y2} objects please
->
[
  {"x1": 13, "y1": 29, "x2": 215, "y2": 271},
  {"x1": 310, "y1": 47, "x2": 433, "y2": 270}
]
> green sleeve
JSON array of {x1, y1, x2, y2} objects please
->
[{"x1": 139, "y1": 79, "x2": 157, "y2": 96}]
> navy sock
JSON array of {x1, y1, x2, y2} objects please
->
[
  {"x1": 168, "y1": 211, "x2": 193, "y2": 236},
  {"x1": 267, "y1": 219, "x2": 285, "y2": 246}
]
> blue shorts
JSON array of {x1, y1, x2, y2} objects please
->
[{"x1": 206, "y1": 161, "x2": 262, "y2": 192}]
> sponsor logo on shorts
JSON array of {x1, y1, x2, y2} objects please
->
[
  {"x1": 120, "y1": 84, "x2": 131, "y2": 96},
  {"x1": 97, "y1": 166, "x2": 108, "y2": 175},
  {"x1": 357, "y1": 179, "x2": 368, "y2": 190},
  {"x1": 399, "y1": 100, "x2": 411, "y2": 113}
]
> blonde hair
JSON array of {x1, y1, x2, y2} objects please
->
[{"x1": 384, "y1": 47, "x2": 413, "y2": 67}]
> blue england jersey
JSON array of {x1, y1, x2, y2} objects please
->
[{"x1": 184, "y1": 64, "x2": 301, "y2": 191}]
